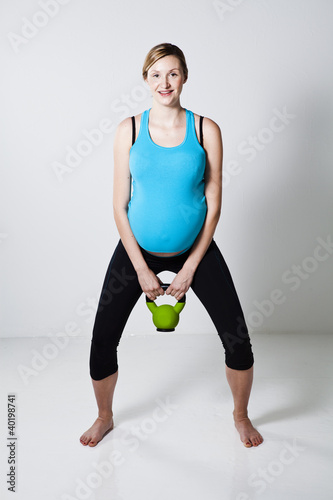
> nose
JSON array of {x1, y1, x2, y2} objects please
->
[{"x1": 160, "y1": 75, "x2": 171, "y2": 88}]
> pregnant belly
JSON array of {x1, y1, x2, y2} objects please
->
[
  {"x1": 128, "y1": 200, "x2": 207, "y2": 254},
  {"x1": 144, "y1": 248, "x2": 187, "y2": 257}
]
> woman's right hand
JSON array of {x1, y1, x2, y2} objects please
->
[{"x1": 136, "y1": 268, "x2": 165, "y2": 301}]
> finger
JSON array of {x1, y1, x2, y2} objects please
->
[
  {"x1": 152, "y1": 287, "x2": 162, "y2": 297},
  {"x1": 152, "y1": 278, "x2": 164, "y2": 295},
  {"x1": 146, "y1": 288, "x2": 157, "y2": 300}
]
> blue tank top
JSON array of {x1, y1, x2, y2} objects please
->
[{"x1": 127, "y1": 108, "x2": 207, "y2": 253}]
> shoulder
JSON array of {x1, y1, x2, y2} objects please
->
[
  {"x1": 117, "y1": 111, "x2": 145, "y2": 131},
  {"x1": 194, "y1": 112, "x2": 221, "y2": 132},
  {"x1": 115, "y1": 112, "x2": 144, "y2": 144},
  {"x1": 116, "y1": 115, "x2": 134, "y2": 134},
  {"x1": 191, "y1": 111, "x2": 222, "y2": 146}
]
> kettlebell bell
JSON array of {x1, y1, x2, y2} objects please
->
[{"x1": 146, "y1": 284, "x2": 186, "y2": 332}]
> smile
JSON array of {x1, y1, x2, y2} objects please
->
[{"x1": 158, "y1": 90, "x2": 173, "y2": 96}]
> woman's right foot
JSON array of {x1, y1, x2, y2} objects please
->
[{"x1": 80, "y1": 415, "x2": 114, "y2": 447}]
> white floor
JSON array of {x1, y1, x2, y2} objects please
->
[{"x1": 0, "y1": 332, "x2": 332, "y2": 500}]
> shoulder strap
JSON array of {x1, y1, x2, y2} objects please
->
[
  {"x1": 131, "y1": 116, "x2": 136, "y2": 146},
  {"x1": 199, "y1": 115, "x2": 204, "y2": 147}
]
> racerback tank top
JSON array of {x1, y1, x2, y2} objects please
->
[{"x1": 127, "y1": 108, "x2": 207, "y2": 253}]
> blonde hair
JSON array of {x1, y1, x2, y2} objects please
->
[{"x1": 142, "y1": 43, "x2": 188, "y2": 81}]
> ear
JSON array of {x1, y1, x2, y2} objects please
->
[{"x1": 144, "y1": 78, "x2": 152, "y2": 92}]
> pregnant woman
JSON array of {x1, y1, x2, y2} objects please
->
[{"x1": 80, "y1": 42, "x2": 263, "y2": 448}]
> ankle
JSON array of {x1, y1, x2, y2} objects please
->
[
  {"x1": 98, "y1": 411, "x2": 113, "y2": 420},
  {"x1": 233, "y1": 409, "x2": 249, "y2": 421}
]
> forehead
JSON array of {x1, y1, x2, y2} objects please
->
[{"x1": 149, "y1": 55, "x2": 181, "y2": 72}]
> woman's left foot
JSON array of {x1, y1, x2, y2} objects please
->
[{"x1": 233, "y1": 412, "x2": 263, "y2": 447}]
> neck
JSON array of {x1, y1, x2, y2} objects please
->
[{"x1": 149, "y1": 101, "x2": 185, "y2": 126}]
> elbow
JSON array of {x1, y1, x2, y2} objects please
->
[
  {"x1": 204, "y1": 210, "x2": 220, "y2": 231},
  {"x1": 206, "y1": 203, "x2": 221, "y2": 223},
  {"x1": 113, "y1": 203, "x2": 128, "y2": 222}
]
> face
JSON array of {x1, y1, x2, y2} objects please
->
[{"x1": 145, "y1": 55, "x2": 187, "y2": 104}]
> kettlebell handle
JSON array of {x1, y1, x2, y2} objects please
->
[{"x1": 145, "y1": 283, "x2": 186, "y2": 304}]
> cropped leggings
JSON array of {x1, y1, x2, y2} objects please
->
[{"x1": 90, "y1": 239, "x2": 254, "y2": 380}]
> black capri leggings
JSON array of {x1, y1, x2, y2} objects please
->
[{"x1": 90, "y1": 239, "x2": 254, "y2": 380}]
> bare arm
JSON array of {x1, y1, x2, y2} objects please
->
[
  {"x1": 113, "y1": 117, "x2": 164, "y2": 300},
  {"x1": 166, "y1": 118, "x2": 223, "y2": 299}
]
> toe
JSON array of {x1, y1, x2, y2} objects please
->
[
  {"x1": 252, "y1": 434, "x2": 263, "y2": 447},
  {"x1": 80, "y1": 434, "x2": 91, "y2": 446}
]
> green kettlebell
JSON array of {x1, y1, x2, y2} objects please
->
[{"x1": 146, "y1": 284, "x2": 186, "y2": 332}]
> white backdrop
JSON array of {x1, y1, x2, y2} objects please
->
[{"x1": 1, "y1": 0, "x2": 332, "y2": 338}]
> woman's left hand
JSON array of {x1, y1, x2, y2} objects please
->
[{"x1": 165, "y1": 267, "x2": 195, "y2": 300}]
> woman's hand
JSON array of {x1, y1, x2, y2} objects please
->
[
  {"x1": 136, "y1": 268, "x2": 165, "y2": 301},
  {"x1": 165, "y1": 266, "x2": 195, "y2": 300}
]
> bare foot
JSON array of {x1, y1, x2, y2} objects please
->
[
  {"x1": 233, "y1": 412, "x2": 263, "y2": 448},
  {"x1": 80, "y1": 415, "x2": 114, "y2": 447}
]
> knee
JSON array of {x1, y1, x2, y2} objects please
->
[
  {"x1": 219, "y1": 323, "x2": 254, "y2": 371},
  {"x1": 225, "y1": 342, "x2": 254, "y2": 370},
  {"x1": 226, "y1": 354, "x2": 254, "y2": 371},
  {"x1": 89, "y1": 340, "x2": 118, "y2": 380}
]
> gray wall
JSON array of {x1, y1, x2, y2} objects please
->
[{"x1": 1, "y1": 0, "x2": 332, "y2": 337}]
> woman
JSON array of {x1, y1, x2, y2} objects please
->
[{"x1": 80, "y1": 43, "x2": 263, "y2": 448}]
